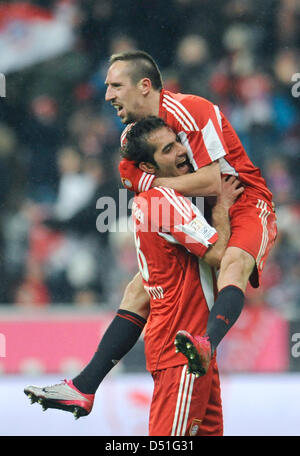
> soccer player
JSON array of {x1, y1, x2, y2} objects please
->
[
  {"x1": 25, "y1": 116, "x2": 243, "y2": 435},
  {"x1": 105, "y1": 49, "x2": 277, "y2": 361},
  {"x1": 24, "y1": 50, "x2": 276, "y2": 421}
]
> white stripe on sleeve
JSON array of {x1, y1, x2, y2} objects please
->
[
  {"x1": 177, "y1": 131, "x2": 198, "y2": 171},
  {"x1": 162, "y1": 103, "x2": 191, "y2": 131},
  {"x1": 164, "y1": 94, "x2": 199, "y2": 131},
  {"x1": 201, "y1": 118, "x2": 226, "y2": 161},
  {"x1": 138, "y1": 172, "x2": 148, "y2": 192}
]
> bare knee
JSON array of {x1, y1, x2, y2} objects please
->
[
  {"x1": 120, "y1": 273, "x2": 150, "y2": 319},
  {"x1": 218, "y1": 247, "x2": 255, "y2": 292}
]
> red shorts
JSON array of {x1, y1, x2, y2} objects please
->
[
  {"x1": 228, "y1": 193, "x2": 277, "y2": 287},
  {"x1": 149, "y1": 358, "x2": 223, "y2": 436}
]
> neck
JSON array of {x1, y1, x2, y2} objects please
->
[{"x1": 144, "y1": 90, "x2": 161, "y2": 117}]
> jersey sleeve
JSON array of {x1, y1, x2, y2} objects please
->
[
  {"x1": 162, "y1": 93, "x2": 229, "y2": 170},
  {"x1": 150, "y1": 187, "x2": 218, "y2": 258},
  {"x1": 119, "y1": 123, "x2": 155, "y2": 193},
  {"x1": 119, "y1": 158, "x2": 155, "y2": 192}
]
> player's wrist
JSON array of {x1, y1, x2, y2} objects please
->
[{"x1": 215, "y1": 199, "x2": 231, "y2": 212}]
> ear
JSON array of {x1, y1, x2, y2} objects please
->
[
  {"x1": 139, "y1": 161, "x2": 156, "y2": 174},
  {"x1": 138, "y1": 78, "x2": 152, "y2": 96}
]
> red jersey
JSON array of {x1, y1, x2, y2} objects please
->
[
  {"x1": 132, "y1": 186, "x2": 218, "y2": 373},
  {"x1": 119, "y1": 89, "x2": 273, "y2": 203},
  {"x1": 159, "y1": 89, "x2": 273, "y2": 202}
]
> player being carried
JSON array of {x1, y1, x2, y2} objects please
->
[{"x1": 105, "y1": 50, "x2": 277, "y2": 354}]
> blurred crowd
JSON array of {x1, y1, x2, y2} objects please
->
[{"x1": 0, "y1": 0, "x2": 299, "y2": 318}]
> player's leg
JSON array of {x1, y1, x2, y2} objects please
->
[
  {"x1": 149, "y1": 360, "x2": 222, "y2": 436},
  {"x1": 72, "y1": 272, "x2": 149, "y2": 393},
  {"x1": 197, "y1": 358, "x2": 223, "y2": 436},
  {"x1": 175, "y1": 248, "x2": 253, "y2": 374},
  {"x1": 24, "y1": 273, "x2": 150, "y2": 418},
  {"x1": 205, "y1": 197, "x2": 277, "y2": 355},
  {"x1": 119, "y1": 271, "x2": 150, "y2": 319},
  {"x1": 217, "y1": 246, "x2": 255, "y2": 292},
  {"x1": 176, "y1": 197, "x2": 277, "y2": 373},
  {"x1": 174, "y1": 248, "x2": 252, "y2": 375},
  {"x1": 204, "y1": 246, "x2": 254, "y2": 355}
]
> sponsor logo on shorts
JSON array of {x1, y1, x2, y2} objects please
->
[{"x1": 189, "y1": 418, "x2": 202, "y2": 436}]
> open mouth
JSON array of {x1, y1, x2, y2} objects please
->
[
  {"x1": 112, "y1": 103, "x2": 124, "y2": 116},
  {"x1": 176, "y1": 156, "x2": 193, "y2": 174},
  {"x1": 176, "y1": 157, "x2": 189, "y2": 169}
]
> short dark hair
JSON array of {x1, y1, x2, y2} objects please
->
[
  {"x1": 121, "y1": 116, "x2": 167, "y2": 166},
  {"x1": 109, "y1": 50, "x2": 163, "y2": 91}
]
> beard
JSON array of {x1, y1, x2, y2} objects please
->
[
  {"x1": 123, "y1": 111, "x2": 140, "y2": 125},
  {"x1": 122, "y1": 102, "x2": 145, "y2": 124}
]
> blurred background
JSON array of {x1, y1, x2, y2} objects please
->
[{"x1": 0, "y1": 0, "x2": 299, "y2": 436}]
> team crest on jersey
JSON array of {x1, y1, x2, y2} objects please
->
[
  {"x1": 121, "y1": 177, "x2": 133, "y2": 189},
  {"x1": 189, "y1": 418, "x2": 202, "y2": 436}
]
